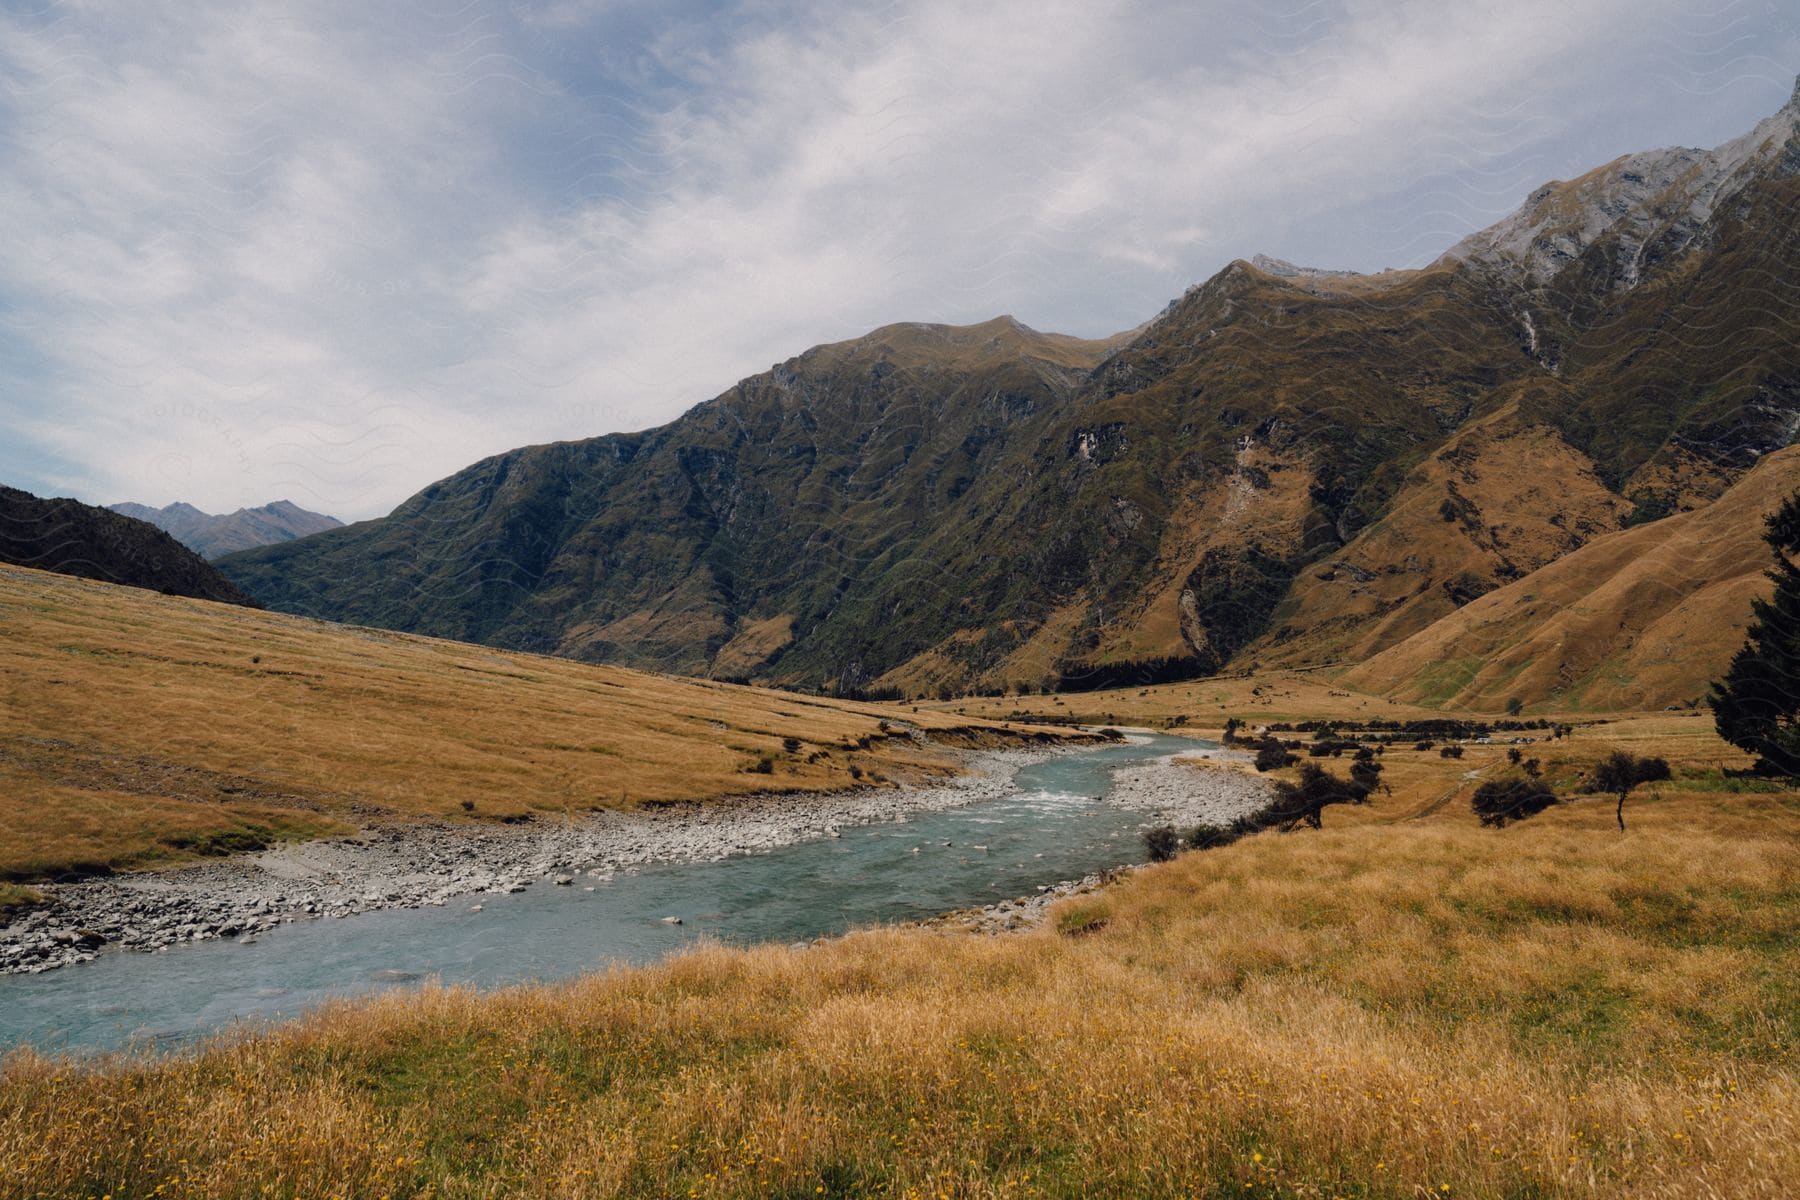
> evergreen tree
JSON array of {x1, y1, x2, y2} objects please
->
[{"x1": 1710, "y1": 490, "x2": 1800, "y2": 776}]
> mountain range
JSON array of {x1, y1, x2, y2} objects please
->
[
  {"x1": 217, "y1": 79, "x2": 1800, "y2": 709},
  {"x1": 0, "y1": 487, "x2": 258, "y2": 607},
  {"x1": 109, "y1": 500, "x2": 342, "y2": 560}
]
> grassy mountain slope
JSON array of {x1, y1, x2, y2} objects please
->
[
  {"x1": 7, "y1": 711, "x2": 1794, "y2": 1199},
  {"x1": 0, "y1": 486, "x2": 256, "y2": 607},
  {"x1": 110, "y1": 499, "x2": 343, "y2": 559},
  {"x1": 1222, "y1": 386, "x2": 1624, "y2": 670},
  {"x1": 220, "y1": 318, "x2": 1126, "y2": 684},
  {"x1": 867, "y1": 260, "x2": 1537, "y2": 695},
  {"x1": 1342, "y1": 445, "x2": 1800, "y2": 712},
  {"x1": 1244, "y1": 154, "x2": 1799, "y2": 675},
  {"x1": 217, "y1": 89, "x2": 1800, "y2": 700},
  {"x1": 0, "y1": 563, "x2": 1059, "y2": 883}
]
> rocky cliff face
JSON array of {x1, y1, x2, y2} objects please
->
[
  {"x1": 1442, "y1": 78, "x2": 1798, "y2": 292},
  {"x1": 219, "y1": 81, "x2": 1800, "y2": 702}
]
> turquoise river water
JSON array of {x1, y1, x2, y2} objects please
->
[{"x1": 0, "y1": 734, "x2": 1201, "y2": 1053}]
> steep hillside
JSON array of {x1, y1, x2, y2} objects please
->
[
  {"x1": 0, "y1": 562, "x2": 1058, "y2": 882},
  {"x1": 0, "y1": 486, "x2": 256, "y2": 607},
  {"x1": 220, "y1": 82, "x2": 1800, "y2": 697},
  {"x1": 1244, "y1": 85, "x2": 1800, "y2": 673},
  {"x1": 1342, "y1": 445, "x2": 1800, "y2": 712},
  {"x1": 1244, "y1": 390, "x2": 1625, "y2": 668},
  {"x1": 220, "y1": 318, "x2": 1130, "y2": 682},
  {"x1": 111, "y1": 499, "x2": 342, "y2": 559}
]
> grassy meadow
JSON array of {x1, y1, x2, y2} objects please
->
[
  {"x1": 923, "y1": 669, "x2": 1448, "y2": 728},
  {"x1": 4, "y1": 645, "x2": 1796, "y2": 1197},
  {"x1": 0, "y1": 564, "x2": 1061, "y2": 883}
]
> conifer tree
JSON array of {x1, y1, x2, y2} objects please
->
[{"x1": 1710, "y1": 490, "x2": 1800, "y2": 776}]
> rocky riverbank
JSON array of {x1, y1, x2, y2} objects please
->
[
  {"x1": 930, "y1": 746, "x2": 1271, "y2": 936},
  {"x1": 926, "y1": 868, "x2": 1129, "y2": 935},
  {"x1": 1105, "y1": 743, "x2": 1269, "y2": 826},
  {"x1": 0, "y1": 746, "x2": 1067, "y2": 975}
]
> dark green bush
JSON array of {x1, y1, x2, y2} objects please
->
[
  {"x1": 1472, "y1": 778, "x2": 1558, "y2": 827},
  {"x1": 1143, "y1": 825, "x2": 1181, "y2": 863}
]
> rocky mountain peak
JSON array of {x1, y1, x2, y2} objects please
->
[
  {"x1": 1441, "y1": 78, "x2": 1799, "y2": 290},
  {"x1": 1248, "y1": 254, "x2": 1358, "y2": 280},
  {"x1": 109, "y1": 498, "x2": 343, "y2": 559}
]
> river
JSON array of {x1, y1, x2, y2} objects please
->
[{"x1": 0, "y1": 734, "x2": 1212, "y2": 1053}]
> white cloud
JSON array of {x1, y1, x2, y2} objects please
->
[{"x1": 0, "y1": 0, "x2": 1788, "y2": 519}]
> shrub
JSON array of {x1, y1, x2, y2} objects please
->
[
  {"x1": 1472, "y1": 777, "x2": 1558, "y2": 827},
  {"x1": 1440, "y1": 745, "x2": 1464, "y2": 759},
  {"x1": 1505, "y1": 697, "x2": 1524, "y2": 716},
  {"x1": 782, "y1": 736, "x2": 802, "y2": 754},
  {"x1": 166, "y1": 827, "x2": 270, "y2": 857},
  {"x1": 1253, "y1": 738, "x2": 1297, "y2": 772},
  {"x1": 1143, "y1": 825, "x2": 1181, "y2": 863},
  {"x1": 460, "y1": 799, "x2": 475, "y2": 812},
  {"x1": 1185, "y1": 823, "x2": 1239, "y2": 851},
  {"x1": 750, "y1": 754, "x2": 775, "y2": 775},
  {"x1": 1264, "y1": 763, "x2": 1371, "y2": 831}
]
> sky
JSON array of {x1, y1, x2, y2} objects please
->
[{"x1": 1, "y1": 0, "x2": 1795, "y2": 521}]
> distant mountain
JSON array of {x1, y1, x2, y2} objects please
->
[
  {"x1": 109, "y1": 500, "x2": 342, "y2": 560},
  {"x1": 219, "y1": 79, "x2": 1800, "y2": 705},
  {"x1": 1, "y1": 487, "x2": 258, "y2": 606}
]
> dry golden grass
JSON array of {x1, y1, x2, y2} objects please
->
[
  {"x1": 923, "y1": 668, "x2": 1440, "y2": 728},
  {"x1": 5, "y1": 559, "x2": 1793, "y2": 1197},
  {"x1": 0, "y1": 885, "x2": 42, "y2": 919},
  {"x1": 0, "y1": 564, "x2": 1065, "y2": 881},
  {"x1": 1257, "y1": 711, "x2": 1741, "y2": 829},
  {"x1": 1343, "y1": 446, "x2": 1800, "y2": 713},
  {"x1": 1246, "y1": 398, "x2": 1630, "y2": 677},
  {"x1": 4, "y1": 764, "x2": 1794, "y2": 1198}
]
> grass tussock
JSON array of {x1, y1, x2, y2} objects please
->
[
  {"x1": 0, "y1": 885, "x2": 43, "y2": 919},
  {"x1": 4, "y1": 781, "x2": 1795, "y2": 1199}
]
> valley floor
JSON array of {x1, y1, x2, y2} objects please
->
[
  {"x1": 4, "y1": 568, "x2": 1796, "y2": 1197},
  {"x1": 3, "y1": 702, "x2": 1794, "y2": 1198}
]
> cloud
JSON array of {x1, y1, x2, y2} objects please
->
[{"x1": 0, "y1": 0, "x2": 1791, "y2": 519}]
